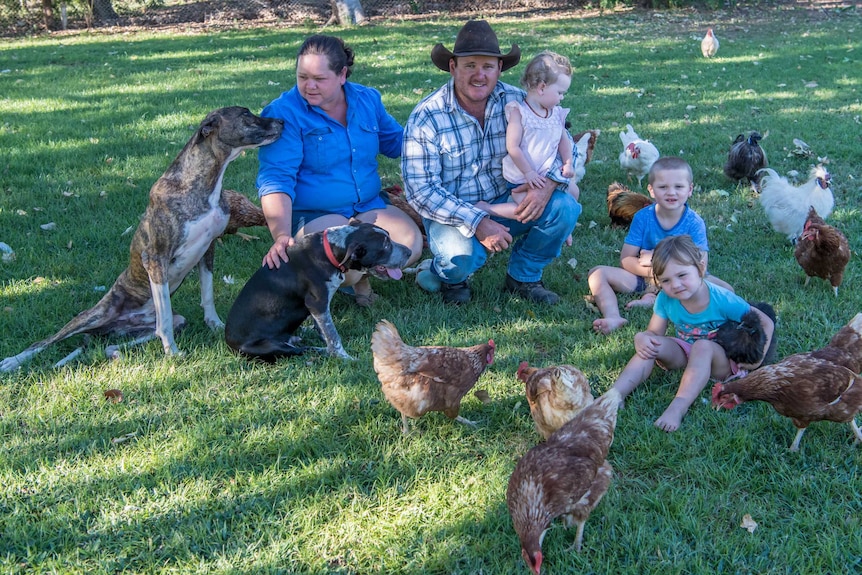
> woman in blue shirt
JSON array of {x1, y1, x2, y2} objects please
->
[{"x1": 257, "y1": 35, "x2": 422, "y2": 305}]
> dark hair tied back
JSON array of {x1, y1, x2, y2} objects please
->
[{"x1": 297, "y1": 35, "x2": 355, "y2": 78}]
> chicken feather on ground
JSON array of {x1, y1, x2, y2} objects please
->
[
  {"x1": 712, "y1": 313, "x2": 862, "y2": 451},
  {"x1": 371, "y1": 320, "x2": 494, "y2": 434},
  {"x1": 724, "y1": 132, "x2": 768, "y2": 189},
  {"x1": 794, "y1": 207, "x2": 850, "y2": 297},
  {"x1": 758, "y1": 165, "x2": 833, "y2": 242},
  {"x1": 619, "y1": 124, "x2": 659, "y2": 187},
  {"x1": 517, "y1": 362, "x2": 594, "y2": 440},
  {"x1": 507, "y1": 389, "x2": 622, "y2": 574},
  {"x1": 606, "y1": 181, "x2": 653, "y2": 228}
]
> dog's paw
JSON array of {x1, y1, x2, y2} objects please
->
[
  {"x1": 205, "y1": 317, "x2": 225, "y2": 330},
  {"x1": 0, "y1": 357, "x2": 22, "y2": 372}
]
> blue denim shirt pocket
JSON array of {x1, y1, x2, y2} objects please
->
[
  {"x1": 356, "y1": 122, "x2": 381, "y2": 157},
  {"x1": 304, "y1": 126, "x2": 340, "y2": 174}
]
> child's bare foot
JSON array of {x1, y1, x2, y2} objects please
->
[
  {"x1": 625, "y1": 292, "x2": 657, "y2": 310},
  {"x1": 654, "y1": 398, "x2": 690, "y2": 432},
  {"x1": 593, "y1": 317, "x2": 628, "y2": 335}
]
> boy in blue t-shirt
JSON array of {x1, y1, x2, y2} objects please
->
[{"x1": 588, "y1": 157, "x2": 732, "y2": 334}]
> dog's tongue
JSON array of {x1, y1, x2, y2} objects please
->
[{"x1": 386, "y1": 267, "x2": 403, "y2": 280}]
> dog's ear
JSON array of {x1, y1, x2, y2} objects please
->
[
  {"x1": 199, "y1": 118, "x2": 219, "y2": 140},
  {"x1": 347, "y1": 218, "x2": 363, "y2": 227},
  {"x1": 345, "y1": 242, "x2": 368, "y2": 262}
]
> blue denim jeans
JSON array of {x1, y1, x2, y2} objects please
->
[{"x1": 423, "y1": 190, "x2": 581, "y2": 285}]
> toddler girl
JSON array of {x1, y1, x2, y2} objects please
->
[
  {"x1": 477, "y1": 51, "x2": 578, "y2": 223},
  {"x1": 610, "y1": 235, "x2": 774, "y2": 432}
]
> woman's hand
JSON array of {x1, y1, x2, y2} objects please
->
[{"x1": 263, "y1": 235, "x2": 294, "y2": 269}]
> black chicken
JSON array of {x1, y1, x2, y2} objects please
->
[
  {"x1": 713, "y1": 302, "x2": 777, "y2": 366},
  {"x1": 724, "y1": 132, "x2": 768, "y2": 189}
]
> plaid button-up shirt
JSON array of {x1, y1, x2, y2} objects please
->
[{"x1": 401, "y1": 78, "x2": 525, "y2": 238}]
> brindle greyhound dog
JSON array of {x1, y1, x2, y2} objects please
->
[{"x1": 1, "y1": 107, "x2": 283, "y2": 371}]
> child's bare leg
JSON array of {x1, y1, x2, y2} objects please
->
[
  {"x1": 610, "y1": 354, "x2": 655, "y2": 398},
  {"x1": 476, "y1": 200, "x2": 518, "y2": 219},
  {"x1": 588, "y1": 267, "x2": 635, "y2": 334},
  {"x1": 613, "y1": 335, "x2": 687, "y2": 399},
  {"x1": 655, "y1": 340, "x2": 730, "y2": 432},
  {"x1": 625, "y1": 290, "x2": 657, "y2": 309},
  {"x1": 476, "y1": 189, "x2": 526, "y2": 220}
]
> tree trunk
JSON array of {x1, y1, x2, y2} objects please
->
[
  {"x1": 41, "y1": 0, "x2": 53, "y2": 30},
  {"x1": 91, "y1": 0, "x2": 119, "y2": 22},
  {"x1": 330, "y1": 0, "x2": 366, "y2": 26}
]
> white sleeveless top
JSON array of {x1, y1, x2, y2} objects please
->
[{"x1": 502, "y1": 100, "x2": 570, "y2": 184}]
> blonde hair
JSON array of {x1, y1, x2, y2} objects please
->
[
  {"x1": 520, "y1": 50, "x2": 572, "y2": 91},
  {"x1": 648, "y1": 156, "x2": 693, "y2": 186},
  {"x1": 651, "y1": 235, "x2": 705, "y2": 284}
]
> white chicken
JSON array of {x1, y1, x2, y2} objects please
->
[
  {"x1": 572, "y1": 129, "x2": 599, "y2": 184},
  {"x1": 619, "y1": 124, "x2": 659, "y2": 187},
  {"x1": 701, "y1": 29, "x2": 719, "y2": 58},
  {"x1": 758, "y1": 165, "x2": 834, "y2": 243}
]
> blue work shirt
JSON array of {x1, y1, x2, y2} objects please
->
[{"x1": 256, "y1": 82, "x2": 404, "y2": 216}]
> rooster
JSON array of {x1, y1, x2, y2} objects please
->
[
  {"x1": 606, "y1": 181, "x2": 654, "y2": 228},
  {"x1": 619, "y1": 124, "x2": 659, "y2": 187},
  {"x1": 794, "y1": 207, "x2": 850, "y2": 297},
  {"x1": 724, "y1": 132, "x2": 768, "y2": 189},
  {"x1": 507, "y1": 389, "x2": 621, "y2": 573},
  {"x1": 371, "y1": 320, "x2": 494, "y2": 434},
  {"x1": 758, "y1": 165, "x2": 833, "y2": 243},
  {"x1": 571, "y1": 129, "x2": 600, "y2": 184},
  {"x1": 517, "y1": 362, "x2": 594, "y2": 440},
  {"x1": 712, "y1": 313, "x2": 862, "y2": 451},
  {"x1": 701, "y1": 28, "x2": 719, "y2": 58}
]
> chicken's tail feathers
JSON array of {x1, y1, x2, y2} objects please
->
[{"x1": 710, "y1": 382, "x2": 725, "y2": 408}]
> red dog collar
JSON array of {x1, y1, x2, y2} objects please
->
[{"x1": 322, "y1": 229, "x2": 348, "y2": 273}]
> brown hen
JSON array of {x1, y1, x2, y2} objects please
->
[
  {"x1": 794, "y1": 207, "x2": 850, "y2": 297},
  {"x1": 517, "y1": 362, "x2": 594, "y2": 440},
  {"x1": 371, "y1": 320, "x2": 494, "y2": 434},
  {"x1": 222, "y1": 190, "x2": 266, "y2": 236},
  {"x1": 507, "y1": 388, "x2": 622, "y2": 574},
  {"x1": 712, "y1": 313, "x2": 862, "y2": 451},
  {"x1": 607, "y1": 181, "x2": 653, "y2": 228}
]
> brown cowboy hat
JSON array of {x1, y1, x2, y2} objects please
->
[{"x1": 430, "y1": 20, "x2": 521, "y2": 72}]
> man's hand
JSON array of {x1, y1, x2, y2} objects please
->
[
  {"x1": 475, "y1": 217, "x2": 512, "y2": 253},
  {"x1": 513, "y1": 178, "x2": 555, "y2": 223}
]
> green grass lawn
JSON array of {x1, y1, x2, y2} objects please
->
[{"x1": 1, "y1": 6, "x2": 861, "y2": 574}]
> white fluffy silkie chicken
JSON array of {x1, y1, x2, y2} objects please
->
[{"x1": 758, "y1": 164, "x2": 834, "y2": 243}]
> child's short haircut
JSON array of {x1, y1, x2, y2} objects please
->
[
  {"x1": 648, "y1": 156, "x2": 693, "y2": 186},
  {"x1": 651, "y1": 234, "x2": 704, "y2": 283},
  {"x1": 520, "y1": 51, "x2": 572, "y2": 91}
]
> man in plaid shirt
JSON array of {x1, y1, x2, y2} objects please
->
[{"x1": 402, "y1": 20, "x2": 581, "y2": 305}]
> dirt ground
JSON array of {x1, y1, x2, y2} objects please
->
[{"x1": 21, "y1": 0, "x2": 860, "y2": 38}]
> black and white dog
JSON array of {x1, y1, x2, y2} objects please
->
[{"x1": 225, "y1": 222, "x2": 410, "y2": 362}]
